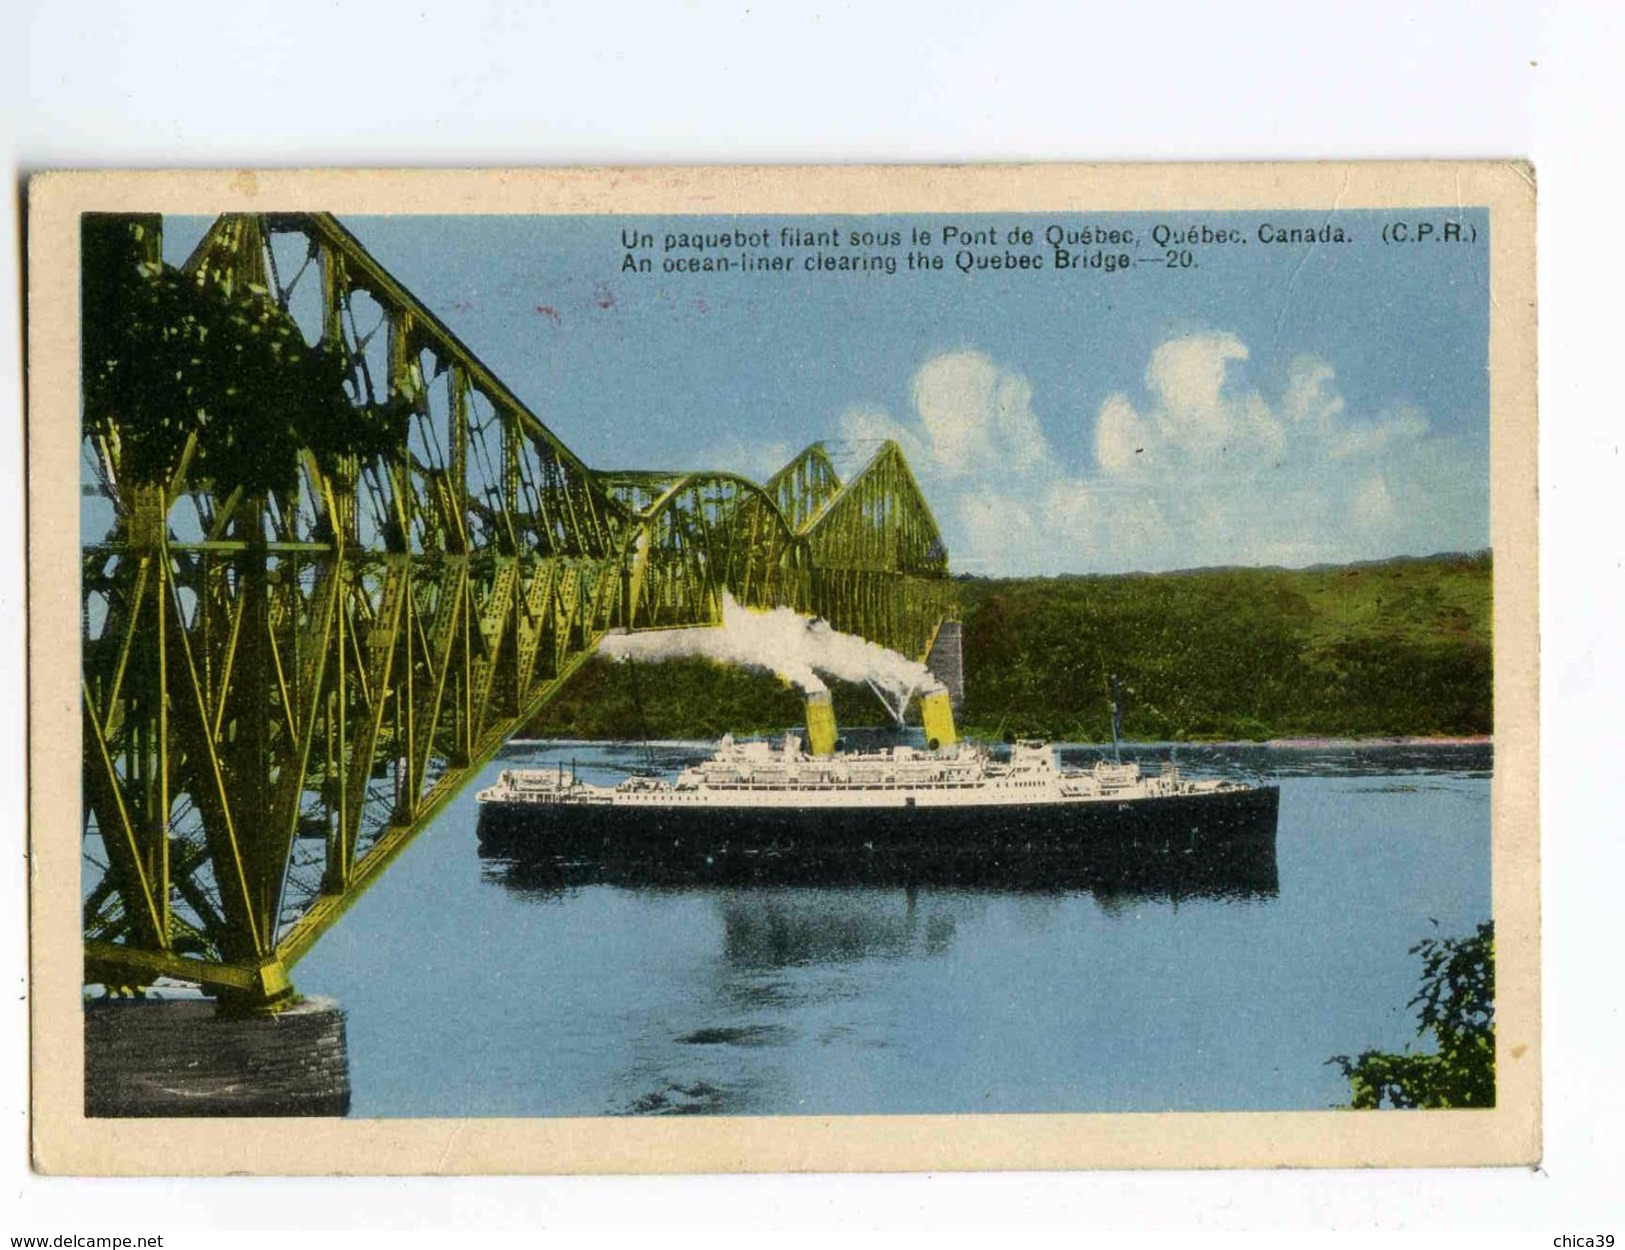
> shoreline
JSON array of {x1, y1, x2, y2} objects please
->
[
  {"x1": 1254, "y1": 735, "x2": 1492, "y2": 749},
  {"x1": 505, "y1": 734, "x2": 1494, "y2": 750}
]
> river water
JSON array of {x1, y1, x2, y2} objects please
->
[{"x1": 294, "y1": 739, "x2": 1491, "y2": 1117}]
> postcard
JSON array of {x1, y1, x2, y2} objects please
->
[{"x1": 26, "y1": 163, "x2": 1538, "y2": 1173}]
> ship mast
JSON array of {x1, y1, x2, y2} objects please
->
[
  {"x1": 1110, "y1": 673, "x2": 1124, "y2": 764},
  {"x1": 625, "y1": 656, "x2": 659, "y2": 775}
]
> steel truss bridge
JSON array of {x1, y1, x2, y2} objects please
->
[{"x1": 80, "y1": 213, "x2": 955, "y2": 1006}]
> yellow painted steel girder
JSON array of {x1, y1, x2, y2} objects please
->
[{"x1": 80, "y1": 212, "x2": 956, "y2": 1005}]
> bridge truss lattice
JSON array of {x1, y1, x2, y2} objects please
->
[{"x1": 78, "y1": 212, "x2": 954, "y2": 1003}]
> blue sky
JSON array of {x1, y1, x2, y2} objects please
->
[{"x1": 165, "y1": 210, "x2": 1491, "y2": 576}]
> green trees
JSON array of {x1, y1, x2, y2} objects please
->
[
  {"x1": 954, "y1": 557, "x2": 1492, "y2": 741},
  {"x1": 1331, "y1": 921, "x2": 1496, "y2": 1109},
  {"x1": 523, "y1": 556, "x2": 1494, "y2": 741},
  {"x1": 81, "y1": 214, "x2": 402, "y2": 499}
]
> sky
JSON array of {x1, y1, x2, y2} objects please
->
[{"x1": 165, "y1": 209, "x2": 1492, "y2": 577}]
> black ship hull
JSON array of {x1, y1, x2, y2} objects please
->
[{"x1": 476, "y1": 784, "x2": 1280, "y2": 894}]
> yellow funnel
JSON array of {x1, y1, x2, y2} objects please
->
[
  {"x1": 805, "y1": 692, "x2": 837, "y2": 757},
  {"x1": 921, "y1": 689, "x2": 957, "y2": 750}
]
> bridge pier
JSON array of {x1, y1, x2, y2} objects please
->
[
  {"x1": 926, "y1": 619, "x2": 965, "y2": 709},
  {"x1": 84, "y1": 994, "x2": 351, "y2": 1118}
]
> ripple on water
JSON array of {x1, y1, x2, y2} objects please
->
[{"x1": 675, "y1": 1024, "x2": 790, "y2": 1047}]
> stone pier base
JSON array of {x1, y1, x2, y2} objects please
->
[{"x1": 84, "y1": 995, "x2": 351, "y2": 1118}]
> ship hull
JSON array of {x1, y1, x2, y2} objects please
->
[{"x1": 476, "y1": 784, "x2": 1280, "y2": 893}]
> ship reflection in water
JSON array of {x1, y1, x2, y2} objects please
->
[
  {"x1": 477, "y1": 831, "x2": 1278, "y2": 901},
  {"x1": 481, "y1": 856, "x2": 1279, "y2": 958},
  {"x1": 475, "y1": 861, "x2": 1278, "y2": 1116}
]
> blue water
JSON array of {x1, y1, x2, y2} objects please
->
[{"x1": 294, "y1": 741, "x2": 1492, "y2": 1117}]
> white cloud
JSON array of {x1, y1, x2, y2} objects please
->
[
  {"x1": 837, "y1": 402, "x2": 923, "y2": 467},
  {"x1": 961, "y1": 485, "x2": 1045, "y2": 569},
  {"x1": 1353, "y1": 472, "x2": 1397, "y2": 529},
  {"x1": 909, "y1": 351, "x2": 1050, "y2": 476},
  {"x1": 1329, "y1": 402, "x2": 1430, "y2": 460},
  {"x1": 1094, "y1": 394, "x2": 1148, "y2": 478},
  {"x1": 1283, "y1": 356, "x2": 1343, "y2": 427},
  {"x1": 719, "y1": 335, "x2": 1486, "y2": 576},
  {"x1": 1103, "y1": 333, "x2": 1288, "y2": 478},
  {"x1": 1066, "y1": 333, "x2": 1483, "y2": 572},
  {"x1": 838, "y1": 353, "x2": 1085, "y2": 572}
]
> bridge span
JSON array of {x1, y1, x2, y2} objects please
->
[{"x1": 79, "y1": 212, "x2": 957, "y2": 1007}]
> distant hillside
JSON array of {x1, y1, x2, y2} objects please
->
[
  {"x1": 955, "y1": 552, "x2": 1491, "y2": 741},
  {"x1": 524, "y1": 552, "x2": 1492, "y2": 742}
]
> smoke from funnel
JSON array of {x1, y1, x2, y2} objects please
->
[{"x1": 598, "y1": 593, "x2": 944, "y2": 722}]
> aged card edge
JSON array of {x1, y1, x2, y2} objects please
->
[{"x1": 24, "y1": 162, "x2": 1539, "y2": 1176}]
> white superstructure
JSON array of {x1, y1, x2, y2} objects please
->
[{"x1": 476, "y1": 735, "x2": 1249, "y2": 811}]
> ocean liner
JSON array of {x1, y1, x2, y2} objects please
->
[{"x1": 476, "y1": 687, "x2": 1280, "y2": 888}]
